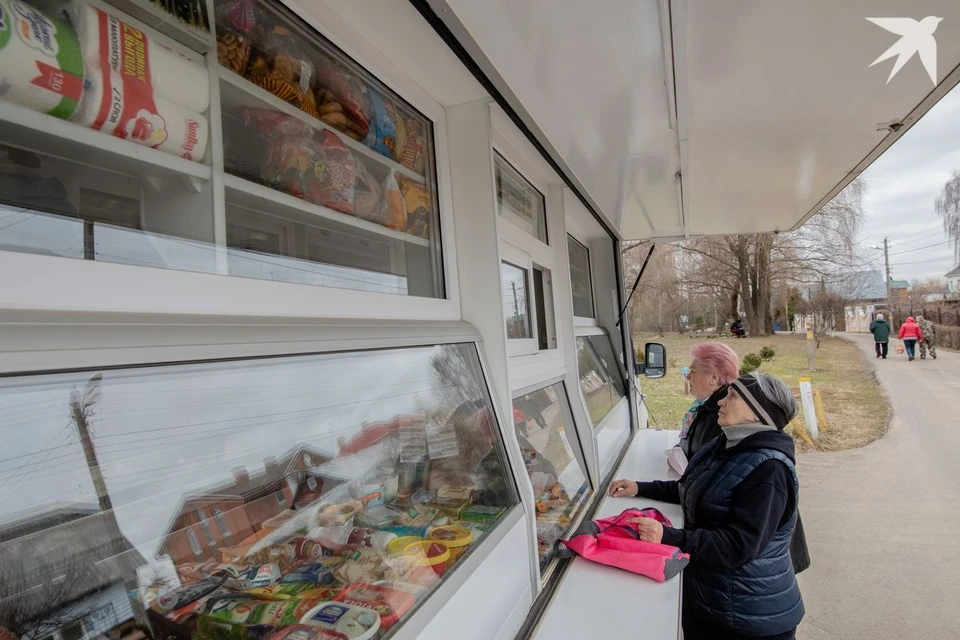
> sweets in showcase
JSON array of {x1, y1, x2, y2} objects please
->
[{"x1": 144, "y1": 412, "x2": 509, "y2": 639}]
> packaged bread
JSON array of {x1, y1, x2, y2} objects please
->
[
  {"x1": 247, "y1": 20, "x2": 316, "y2": 116},
  {"x1": 215, "y1": 0, "x2": 258, "y2": 74},
  {"x1": 245, "y1": 109, "x2": 330, "y2": 206},
  {"x1": 317, "y1": 130, "x2": 355, "y2": 214},
  {"x1": 396, "y1": 175, "x2": 431, "y2": 239},
  {"x1": 315, "y1": 54, "x2": 370, "y2": 141}
]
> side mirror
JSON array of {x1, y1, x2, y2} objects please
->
[{"x1": 643, "y1": 342, "x2": 666, "y2": 379}]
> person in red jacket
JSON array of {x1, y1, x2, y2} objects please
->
[{"x1": 898, "y1": 316, "x2": 923, "y2": 361}]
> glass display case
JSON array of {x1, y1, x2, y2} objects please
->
[
  {"x1": 0, "y1": 0, "x2": 443, "y2": 298},
  {"x1": 0, "y1": 344, "x2": 517, "y2": 640},
  {"x1": 511, "y1": 383, "x2": 592, "y2": 573},
  {"x1": 576, "y1": 333, "x2": 626, "y2": 427}
]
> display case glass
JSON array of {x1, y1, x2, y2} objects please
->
[
  {"x1": 216, "y1": 0, "x2": 443, "y2": 298},
  {"x1": 567, "y1": 235, "x2": 594, "y2": 318},
  {"x1": 0, "y1": 344, "x2": 517, "y2": 640},
  {"x1": 512, "y1": 383, "x2": 592, "y2": 571},
  {"x1": 494, "y1": 153, "x2": 546, "y2": 244},
  {"x1": 0, "y1": 0, "x2": 444, "y2": 299},
  {"x1": 576, "y1": 333, "x2": 626, "y2": 427}
]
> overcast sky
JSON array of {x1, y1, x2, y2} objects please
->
[{"x1": 856, "y1": 85, "x2": 960, "y2": 282}]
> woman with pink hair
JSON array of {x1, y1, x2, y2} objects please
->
[{"x1": 677, "y1": 342, "x2": 740, "y2": 459}]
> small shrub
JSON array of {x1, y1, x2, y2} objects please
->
[
  {"x1": 739, "y1": 364, "x2": 757, "y2": 376},
  {"x1": 743, "y1": 353, "x2": 763, "y2": 369},
  {"x1": 635, "y1": 346, "x2": 645, "y2": 362},
  {"x1": 759, "y1": 346, "x2": 776, "y2": 361}
]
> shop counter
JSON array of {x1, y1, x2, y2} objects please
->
[{"x1": 531, "y1": 429, "x2": 683, "y2": 639}]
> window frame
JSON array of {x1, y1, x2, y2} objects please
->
[
  {"x1": 567, "y1": 234, "x2": 596, "y2": 320},
  {"x1": 493, "y1": 151, "x2": 548, "y2": 246},
  {"x1": 500, "y1": 243, "x2": 539, "y2": 357},
  {"x1": 574, "y1": 330, "x2": 628, "y2": 431},
  {"x1": 212, "y1": 507, "x2": 230, "y2": 537},
  {"x1": 185, "y1": 527, "x2": 203, "y2": 557}
]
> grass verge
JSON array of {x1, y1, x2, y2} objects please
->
[{"x1": 636, "y1": 332, "x2": 890, "y2": 452}]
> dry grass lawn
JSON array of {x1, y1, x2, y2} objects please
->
[{"x1": 636, "y1": 332, "x2": 890, "y2": 451}]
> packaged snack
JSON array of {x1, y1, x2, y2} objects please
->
[
  {"x1": 312, "y1": 502, "x2": 360, "y2": 528},
  {"x1": 250, "y1": 563, "x2": 282, "y2": 588},
  {"x1": 177, "y1": 559, "x2": 222, "y2": 584},
  {"x1": 315, "y1": 55, "x2": 370, "y2": 141},
  {"x1": 459, "y1": 505, "x2": 506, "y2": 524},
  {"x1": 263, "y1": 509, "x2": 299, "y2": 530},
  {"x1": 333, "y1": 583, "x2": 415, "y2": 631},
  {"x1": 395, "y1": 175, "x2": 431, "y2": 239},
  {"x1": 153, "y1": 578, "x2": 226, "y2": 614},
  {"x1": 204, "y1": 595, "x2": 320, "y2": 628},
  {"x1": 399, "y1": 541, "x2": 449, "y2": 578},
  {"x1": 308, "y1": 526, "x2": 396, "y2": 552},
  {"x1": 247, "y1": 22, "x2": 316, "y2": 116},
  {"x1": 280, "y1": 561, "x2": 335, "y2": 585},
  {"x1": 245, "y1": 109, "x2": 330, "y2": 206},
  {"x1": 393, "y1": 506, "x2": 444, "y2": 529},
  {"x1": 427, "y1": 525, "x2": 473, "y2": 566},
  {"x1": 362, "y1": 91, "x2": 397, "y2": 160},
  {"x1": 317, "y1": 130, "x2": 355, "y2": 214},
  {"x1": 428, "y1": 498, "x2": 469, "y2": 519},
  {"x1": 247, "y1": 582, "x2": 339, "y2": 601},
  {"x1": 333, "y1": 549, "x2": 384, "y2": 585},
  {"x1": 299, "y1": 602, "x2": 380, "y2": 639},
  {"x1": 268, "y1": 624, "x2": 349, "y2": 640},
  {"x1": 351, "y1": 158, "x2": 385, "y2": 224},
  {"x1": 396, "y1": 116, "x2": 427, "y2": 175},
  {"x1": 437, "y1": 485, "x2": 474, "y2": 501},
  {"x1": 353, "y1": 505, "x2": 398, "y2": 530},
  {"x1": 215, "y1": 0, "x2": 257, "y2": 74},
  {"x1": 382, "y1": 172, "x2": 406, "y2": 231}
]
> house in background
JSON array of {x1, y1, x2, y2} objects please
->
[
  {"x1": 946, "y1": 266, "x2": 960, "y2": 296},
  {"x1": 889, "y1": 278, "x2": 910, "y2": 308},
  {"x1": 0, "y1": 503, "x2": 147, "y2": 640},
  {"x1": 156, "y1": 444, "x2": 332, "y2": 567}
]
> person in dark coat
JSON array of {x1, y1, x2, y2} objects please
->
[
  {"x1": 610, "y1": 373, "x2": 805, "y2": 639},
  {"x1": 678, "y1": 342, "x2": 740, "y2": 460},
  {"x1": 869, "y1": 313, "x2": 891, "y2": 359}
]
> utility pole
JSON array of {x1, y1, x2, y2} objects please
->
[{"x1": 883, "y1": 237, "x2": 892, "y2": 310}]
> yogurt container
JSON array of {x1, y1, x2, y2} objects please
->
[
  {"x1": 300, "y1": 602, "x2": 380, "y2": 640},
  {"x1": 401, "y1": 541, "x2": 449, "y2": 577},
  {"x1": 427, "y1": 525, "x2": 473, "y2": 567},
  {"x1": 385, "y1": 535, "x2": 422, "y2": 555}
]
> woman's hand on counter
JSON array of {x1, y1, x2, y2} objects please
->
[
  {"x1": 608, "y1": 479, "x2": 639, "y2": 498},
  {"x1": 629, "y1": 516, "x2": 664, "y2": 543}
]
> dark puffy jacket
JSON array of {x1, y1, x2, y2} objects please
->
[
  {"x1": 680, "y1": 433, "x2": 804, "y2": 636},
  {"x1": 869, "y1": 318, "x2": 891, "y2": 342}
]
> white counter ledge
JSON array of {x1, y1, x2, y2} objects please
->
[{"x1": 532, "y1": 429, "x2": 683, "y2": 640}]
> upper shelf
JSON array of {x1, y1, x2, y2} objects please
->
[
  {"x1": 0, "y1": 101, "x2": 212, "y2": 184},
  {"x1": 101, "y1": 0, "x2": 212, "y2": 54},
  {"x1": 218, "y1": 68, "x2": 427, "y2": 184}
]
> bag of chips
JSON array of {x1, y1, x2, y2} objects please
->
[
  {"x1": 315, "y1": 54, "x2": 370, "y2": 141},
  {"x1": 396, "y1": 176, "x2": 431, "y2": 239},
  {"x1": 363, "y1": 91, "x2": 397, "y2": 160}
]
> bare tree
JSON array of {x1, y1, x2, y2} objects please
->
[{"x1": 935, "y1": 170, "x2": 960, "y2": 261}]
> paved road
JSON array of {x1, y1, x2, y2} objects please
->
[{"x1": 797, "y1": 333, "x2": 960, "y2": 639}]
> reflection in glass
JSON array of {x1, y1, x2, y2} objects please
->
[
  {"x1": 567, "y1": 235, "x2": 594, "y2": 318},
  {"x1": 512, "y1": 383, "x2": 592, "y2": 570},
  {"x1": 576, "y1": 335, "x2": 626, "y2": 427},
  {"x1": 502, "y1": 262, "x2": 531, "y2": 339},
  {"x1": 494, "y1": 153, "x2": 547, "y2": 243},
  {"x1": 0, "y1": 345, "x2": 516, "y2": 640}
]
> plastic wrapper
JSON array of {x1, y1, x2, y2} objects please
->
[
  {"x1": 215, "y1": 0, "x2": 257, "y2": 74},
  {"x1": 382, "y1": 172, "x2": 406, "y2": 231},
  {"x1": 315, "y1": 54, "x2": 370, "y2": 141},
  {"x1": 300, "y1": 602, "x2": 380, "y2": 639},
  {"x1": 247, "y1": 21, "x2": 317, "y2": 117},
  {"x1": 245, "y1": 109, "x2": 330, "y2": 205},
  {"x1": 333, "y1": 549, "x2": 385, "y2": 585},
  {"x1": 362, "y1": 91, "x2": 396, "y2": 160},
  {"x1": 246, "y1": 582, "x2": 340, "y2": 601},
  {"x1": 280, "y1": 560, "x2": 335, "y2": 585},
  {"x1": 317, "y1": 130, "x2": 355, "y2": 214},
  {"x1": 333, "y1": 583, "x2": 415, "y2": 631},
  {"x1": 352, "y1": 158, "x2": 385, "y2": 224},
  {"x1": 395, "y1": 176, "x2": 431, "y2": 239},
  {"x1": 153, "y1": 578, "x2": 226, "y2": 614},
  {"x1": 396, "y1": 115, "x2": 427, "y2": 175}
]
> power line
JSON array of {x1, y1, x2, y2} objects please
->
[{"x1": 888, "y1": 239, "x2": 954, "y2": 256}]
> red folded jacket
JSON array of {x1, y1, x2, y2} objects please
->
[{"x1": 557, "y1": 507, "x2": 690, "y2": 582}]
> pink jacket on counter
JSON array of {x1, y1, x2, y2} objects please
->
[{"x1": 557, "y1": 508, "x2": 690, "y2": 582}]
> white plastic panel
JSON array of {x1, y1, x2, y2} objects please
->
[
  {"x1": 595, "y1": 399, "x2": 631, "y2": 480},
  {"x1": 417, "y1": 516, "x2": 533, "y2": 640}
]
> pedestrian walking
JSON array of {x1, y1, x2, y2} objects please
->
[
  {"x1": 869, "y1": 313, "x2": 891, "y2": 359},
  {"x1": 897, "y1": 316, "x2": 923, "y2": 361},
  {"x1": 916, "y1": 315, "x2": 938, "y2": 360}
]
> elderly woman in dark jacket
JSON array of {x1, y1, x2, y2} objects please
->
[
  {"x1": 678, "y1": 342, "x2": 740, "y2": 460},
  {"x1": 610, "y1": 373, "x2": 805, "y2": 639}
]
